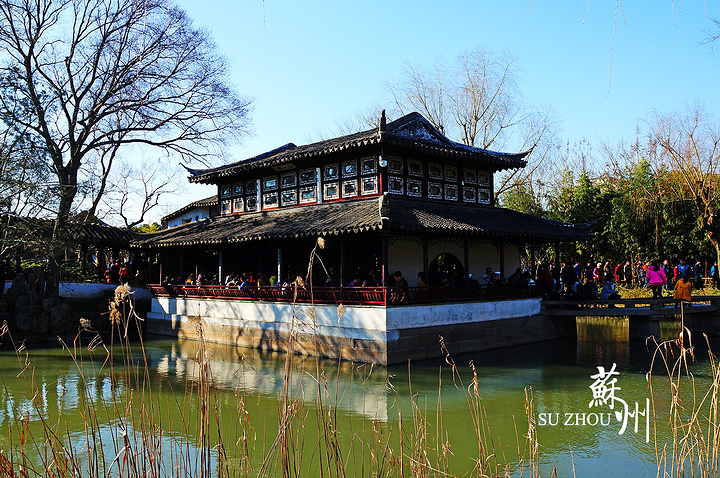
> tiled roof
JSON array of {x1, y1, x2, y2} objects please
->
[
  {"x1": 0, "y1": 213, "x2": 139, "y2": 248},
  {"x1": 79, "y1": 223, "x2": 139, "y2": 247},
  {"x1": 187, "y1": 112, "x2": 530, "y2": 184},
  {"x1": 161, "y1": 195, "x2": 218, "y2": 222},
  {"x1": 383, "y1": 197, "x2": 592, "y2": 242},
  {"x1": 133, "y1": 196, "x2": 591, "y2": 249},
  {"x1": 134, "y1": 198, "x2": 383, "y2": 248}
]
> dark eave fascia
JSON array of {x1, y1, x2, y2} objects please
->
[
  {"x1": 187, "y1": 112, "x2": 531, "y2": 184},
  {"x1": 189, "y1": 133, "x2": 527, "y2": 185},
  {"x1": 134, "y1": 223, "x2": 382, "y2": 249},
  {"x1": 384, "y1": 223, "x2": 590, "y2": 243},
  {"x1": 383, "y1": 135, "x2": 529, "y2": 171}
]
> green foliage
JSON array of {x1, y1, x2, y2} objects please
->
[
  {"x1": 539, "y1": 159, "x2": 717, "y2": 265},
  {"x1": 18, "y1": 257, "x2": 96, "y2": 282},
  {"x1": 546, "y1": 169, "x2": 576, "y2": 221},
  {"x1": 133, "y1": 222, "x2": 162, "y2": 233},
  {"x1": 499, "y1": 184, "x2": 544, "y2": 216}
]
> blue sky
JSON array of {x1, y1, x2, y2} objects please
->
[{"x1": 166, "y1": 0, "x2": 720, "y2": 215}]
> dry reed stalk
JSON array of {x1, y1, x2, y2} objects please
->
[
  {"x1": 524, "y1": 386, "x2": 540, "y2": 478},
  {"x1": 646, "y1": 308, "x2": 720, "y2": 478},
  {"x1": 438, "y1": 336, "x2": 522, "y2": 478},
  {"x1": 0, "y1": 239, "x2": 563, "y2": 477}
]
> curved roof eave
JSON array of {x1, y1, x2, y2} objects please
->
[{"x1": 186, "y1": 112, "x2": 531, "y2": 184}]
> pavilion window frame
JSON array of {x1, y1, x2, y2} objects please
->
[
  {"x1": 300, "y1": 185, "x2": 317, "y2": 204},
  {"x1": 232, "y1": 197, "x2": 244, "y2": 212},
  {"x1": 408, "y1": 160, "x2": 423, "y2": 177},
  {"x1": 324, "y1": 182, "x2": 340, "y2": 200},
  {"x1": 388, "y1": 156, "x2": 404, "y2": 174},
  {"x1": 428, "y1": 163, "x2": 443, "y2": 180},
  {"x1": 462, "y1": 186, "x2": 477, "y2": 203},
  {"x1": 342, "y1": 179, "x2": 359, "y2": 198},
  {"x1": 444, "y1": 184, "x2": 459, "y2": 201},
  {"x1": 361, "y1": 176, "x2": 378, "y2": 195},
  {"x1": 324, "y1": 163, "x2": 339, "y2": 181},
  {"x1": 281, "y1": 189, "x2": 298, "y2": 206},
  {"x1": 281, "y1": 172, "x2": 297, "y2": 189},
  {"x1": 300, "y1": 169, "x2": 317, "y2": 186},
  {"x1": 407, "y1": 179, "x2": 422, "y2": 197}
]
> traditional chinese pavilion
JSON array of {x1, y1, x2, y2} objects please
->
[{"x1": 136, "y1": 111, "x2": 589, "y2": 363}]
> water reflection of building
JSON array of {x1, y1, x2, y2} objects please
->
[
  {"x1": 149, "y1": 339, "x2": 390, "y2": 420},
  {"x1": 134, "y1": 112, "x2": 591, "y2": 363}
]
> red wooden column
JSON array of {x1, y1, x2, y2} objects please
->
[
  {"x1": 381, "y1": 235, "x2": 389, "y2": 305},
  {"x1": 339, "y1": 237, "x2": 345, "y2": 286},
  {"x1": 381, "y1": 235, "x2": 389, "y2": 283}
]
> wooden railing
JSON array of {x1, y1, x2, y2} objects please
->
[
  {"x1": 541, "y1": 296, "x2": 720, "y2": 317},
  {"x1": 147, "y1": 284, "x2": 539, "y2": 306}
]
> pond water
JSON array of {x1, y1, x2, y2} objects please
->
[{"x1": 0, "y1": 317, "x2": 716, "y2": 477}]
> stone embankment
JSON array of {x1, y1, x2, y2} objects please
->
[{"x1": 0, "y1": 272, "x2": 74, "y2": 338}]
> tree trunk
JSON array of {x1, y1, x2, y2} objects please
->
[{"x1": 47, "y1": 168, "x2": 79, "y2": 296}]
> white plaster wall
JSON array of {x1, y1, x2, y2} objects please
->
[
  {"x1": 150, "y1": 298, "x2": 389, "y2": 341},
  {"x1": 428, "y1": 240, "x2": 464, "y2": 268},
  {"x1": 386, "y1": 297, "x2": 542, "y2": 329},
  {"x1": 167, "y1": 206, "x2": 211, "y2": 228},
  {"x1": 388, "y1": 240, "x2": 423, "y2": 285},
  {"x1": 467, "y1": 243, "x2": 522, "y2": 277},
  {"x1": 150, "y1": 296, "x2": 542, "y2": 341},
  {"x1": 391, "y1": 240, "x2": 522, "y2": 282},
  {"x1": 468, "y1": 242, "x2": 499, "y2": 277},
  {"x1": 59, "y1": 282, "x2": 153, "y2": 300},
  {"x1": 504, "y1": 244, "x2": 521, "y2": 274}
]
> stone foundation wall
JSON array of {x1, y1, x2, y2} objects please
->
[
  {"x1": 146, "y1": 316, "x2": 389, "y2": 363},
  {"x1": 147, "y1": 297, "x2": 576, "y2": 364},
  {"x1": 386, "y1": 314, "x2": 577, "y2": 363}
]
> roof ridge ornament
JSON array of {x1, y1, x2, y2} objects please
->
[{"x1": 378, "y1": 110, "x2": 388, "y2": 167}]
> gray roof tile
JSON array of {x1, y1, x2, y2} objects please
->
[
  {"x1": 187, "y1": 112, "x2": 530, "y2": 184},
  {"x1": 134, "y1": 196, "x2": 591, "y2": 249}
]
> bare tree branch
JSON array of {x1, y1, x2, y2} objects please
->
[{"x1": 0, "y1": 0, "x2": 252, "y2": 235}]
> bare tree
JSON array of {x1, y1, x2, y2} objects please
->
[
  {"x1": 0, "y1": 0, "x2": 252, "y2": 239},
  {"x1": 0, "y1": 109, "x2": 59, "y2": 259},
  {"x1": 385, "y1": 47, "x2": 560, "y2": 203},
  {"x1": 650, "y1": 105, "x2": 720, "y2": 267},
  {"x1": 102, "y1": 157, "x2": 182, "y2": 229},
  {"x1": 387, "y1": 48, "x2": 530, "y2": 149}
]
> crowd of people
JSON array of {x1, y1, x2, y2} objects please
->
[
  {"x1": 100, "y1": 253, "x2": 150, "y2": 285},
  {"x1": 161, "y1": 257, "x2": 717, "y2": 306},
  {"x1": 546, "y1": 258, "x2": 716, "y2": 303},
  {"x1": 164, "y1": 268, "x2": 387, "y2": 291}
]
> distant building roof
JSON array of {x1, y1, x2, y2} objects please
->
[
  {"x1": 186, "y1": 112, "x2": 530, "y2": 184},
  {"x1": 133, "y1": 196, "x2": 591, "y2": 249},
  {"x1": 161, "y1": 195, "x2": 218, "y2": 222},
  {"x1": 79, "y1": 223, "x2": 138, "y2": 247},
  {"x1": 0, "y1": 212, "x2": 139, "y2": 248}
]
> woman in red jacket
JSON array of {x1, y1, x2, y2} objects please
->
[{"x1": 646, "y1": 260, "x2": 667, "y2": 299}]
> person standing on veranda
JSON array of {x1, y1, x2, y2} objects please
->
[{"x1": 646, "y1": 260, "x2": 667, "y2": 299}]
